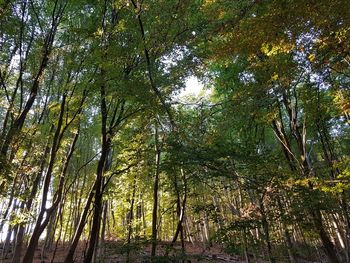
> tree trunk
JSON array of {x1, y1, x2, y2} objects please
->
[
  {"x1": 83, "y1": 78, "x2": 110, "y2": 263},
  {"x1": 165, "y1": 168, "x2": 187, "y2": 256},
  {"x1": 126, "y1": 175, "x2": 137, "y2": 263},
  {"x1": 151, "y1": 125, "x2": 161, "y2": 257},
  {"x1": 311, "y1": 209, "x2": 340, "y2": 263},
  {"x1": 273, "y1": 94, "x2": 340, "y2": 263},
  {"x1": 98, "y1": 201, "x2": 108, "y2": 263},
  {"x1": 21, "y1": 116, "x2": 79, "y2": 263},
  {"x1": 63, "y1": 182, "x2": 96, "y2": 263},
  {"x1": 259, "y1": 201, "x2": 275, "y2": 263}
]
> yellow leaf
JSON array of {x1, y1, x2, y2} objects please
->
[{"x1": 308, "y1": 54, "x2": 316, "y2": 62}]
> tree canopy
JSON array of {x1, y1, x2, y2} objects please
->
[{"x1": 0, "y1": 1, "x2": 349, "y2": 263}]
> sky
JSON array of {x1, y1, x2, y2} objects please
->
[{"x1": 182, "y1": 76, "x2": 204, "y2": 97}]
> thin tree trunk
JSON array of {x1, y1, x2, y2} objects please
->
[
  {"x1": 63, "y1": 181, "x2": 96, "y2": 263},
  {"x1": 277, "y1": 198, "x2": 297, "y2": 263},
  {"x1": 259, "y1": 201, "x2": 275, "y2": 263},
  {"x1": 50, "y1": 201, "x2": 64, "y2": 263},
  {"x1": 98, "y1": 201, "x2": 108, "y2": 263},
  {"x1": 165, "y1": 169, "x2": 187, "y2": 256},
  {"x1": 126, "y1": 175, "x2": 137, "y2": 263},
  {"x1": 151, "y1": 125, "x2": 161, "y2": 257}
]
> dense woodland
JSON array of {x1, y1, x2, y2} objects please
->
[{"x1": 0, "y1": 0, "x2": 349, "y2": 262}]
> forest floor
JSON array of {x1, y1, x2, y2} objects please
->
[
  {"x1": 0, "y1": 241, "x2": 249, "y2": 263},
  {"x1": 1, "y1": 241, "x2": 320, "y2": 263}
]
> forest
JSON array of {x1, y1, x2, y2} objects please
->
[{"x1": 0, "y1": 0, "x2": 349, "y2": 262}]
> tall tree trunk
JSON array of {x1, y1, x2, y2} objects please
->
[
  {"x1": 165, "y1": 168, "x2": 187, "y2": 256},
  {"x1": 21, "y1": 116, "x2": 79, "y2": 263},
  {"x1": 82, "y1": 152, "x2": 106, "y2": 263},
  {"x1": 50, "y1": 202, "x2": 64, "y2": 263},
  {"x1": 2, "y1": 199, "x2": 17, "y2": 259},
  {"x1": 311, "y1": 209, "x2": 340, "y2": 263},
  {"x1": 83, "y1": 79, "x2": 110, "y2": 263},
  {"x1": 12, "y1": 125, "x2": 52, "y2": 262},
  {"x1": 63, "y1": 182, "x2": 96, "y2": 263},
  {"x1": 276, "y1": 198, "x2": 297, "y2": 263},
  {"x1": 21, "y1": 93, "x2": 66, "y2": 263},
  {"x1": 98, "y1": 201, "x2": 108, "y2": 263},
  {"x1": 259, "y1": 201, "x2": 275, "y2": 263},
  {"x1": 126, "y1": 175, "x2": 137, "y2": 263},
  {"x1": 151, "y1": 125, "x2": 161, "y2": 257}
]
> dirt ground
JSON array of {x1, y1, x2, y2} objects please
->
[
  {"x1": 1, "y1": 241, "x2": 244, "y2": 263},
  {"x1": 1, "y1": 241, "x2": 322, "y2": 263}
]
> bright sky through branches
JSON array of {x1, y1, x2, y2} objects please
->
[{"x1": 184, "y1": 76, "x2": 203, "y2": 96}]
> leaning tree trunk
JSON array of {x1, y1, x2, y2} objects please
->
[
  {"x1": 311, "y1": 209, "x2": 340, "y2": 263},
  {"x1": 21, "y1": 115, "x2": 79, "y2": 263},
  {"x1": 11, "y1": 131, "x2": 52, "y2": 263},
  {"x1": 63, "y1": 182, "x2": 97, "y2": 263},
  {"x1": 21, "y1": 93, "x2": 67, "y2": 263}
]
